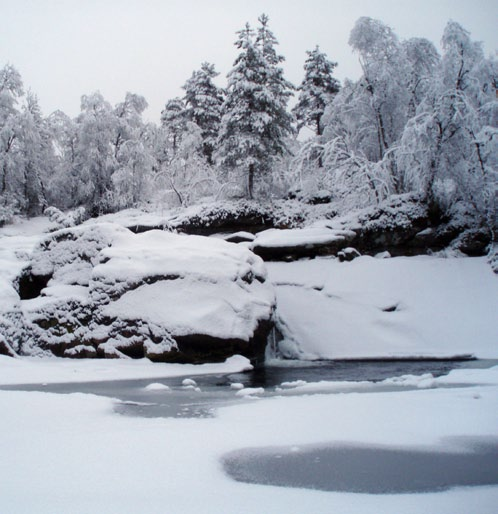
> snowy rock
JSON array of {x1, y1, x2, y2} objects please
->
[
  {"x1": 323, "y1": 195, "x2": 432, "y2": 256},
  {"x1": 168, "y1": 201, "x2": 304, "y2": 236},
  {"x1": 488, "y1": 244, "x2": 498, "y2": 274},
  {"x1": 223, "y1": 231, "x2": 256, "y2": 244},
  {"x1": 375, "y1": 251, "x2": 391, "y2": 259},
  {"x1": 170, "y1": 202, "x2": 277, "y2": 235},
  {"x1": 337, "y1": 247, "x2": 361, "y2": 262},
  {"x1": 325, "y1": 195, "x2": 491, "y2": 257},
  {"x1": 0, "y1": 333, "x2": 17, "y2": 357},
  {"x1": 450, "y1": 228, "x2": 491, "y2": 256},
  {"x1": 19, "y1": 222, "x2": 131, "y2": 298},
  {"x1": 17, "y1": 223, "x2": 275, "y2": 363},
  {"x1": 63, "y1": 345, "x2": 97, "y2": 359},
  {"x1": 251, "y1": 227, "x2": 356, "y2": 261}
]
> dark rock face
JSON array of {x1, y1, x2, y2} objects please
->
[
  {"x1": 146, "y1": 319, "x2": 273, "y2": 365},
  {"x1": 18, "y1": 269, "x2": 52, "y2": 300},
  {"x1": 0, "y1": 335, "x2": 17, "y2": 357}
]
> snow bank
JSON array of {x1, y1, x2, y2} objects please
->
[
  {"x1": 268, "y1": 255, "x2": 498, "y2": 359},
  {"x1": 0, "y1": 354, "x2": 253, "y2": 385}
]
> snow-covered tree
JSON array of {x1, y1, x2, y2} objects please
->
[
  {"x1": 348, "y1": 17, "x2": 410, "y2": 166},
  {"x1": 397, "y1": 21, "x2": 497, "y2": 220},
  {"x1": 183, "y1": 63, "x2": 224, "y2": 164},
  {"x1": 18, "y1": 92, "x2": 51, "y2": 216},
  {"x1": 160, "y1": 97, "x2": 188, "y2": 157},
  {"x1": 73, "y1": 92, "x2": 117, "y2": 216},
  {"x1": 111, "y1": 93, "x2": 153, "y2": 209},
  {"x1": 403, "y1": 38, "x2": 440, "y2": 118},
  {"x1": 293, "y1": 46, "x2": 340, "y2": 136},
  {"x1": 217, "y1": 16, "x2": 294, "y2": 199},
  {"x1": 46, "y1": 110, "x2": 79, "y2": 209},
  {"x1": 0, "y1": 65, "x2": 24, "y2": 221}
]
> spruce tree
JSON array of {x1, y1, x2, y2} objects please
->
[
  {"x1": 160, "y1": 97, "x2": 188, "y2": 156},
  {"x1": 183, "y1": 63, "x2": 224, "y2": 164},
  {"x1": 293, "y1": 46, "x2": 340, "y2": 136},
  {"x1": 217, "y1": 16, "x2": 293, "y2": 199}
]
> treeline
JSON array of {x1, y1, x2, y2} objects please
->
[{"x1": 0, "y1": 15, "x2": 496, "y2": 226}]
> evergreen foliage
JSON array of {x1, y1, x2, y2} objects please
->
[
  {"x1": 216, "y1": 15, "x2": 294, "y2": 199},
  {"x1": 293, "y1": 46, "x2": 340, "y2": 136},
  {"x1": 183, "y1": 62, "x2": 224, "y2": 164}
]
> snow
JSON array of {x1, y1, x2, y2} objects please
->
[
  {"x1": 0, "y1": 354, "x2": 253, "y2": 385},
  {"x1": 268, "y1": 255, "x2": 498, "y2": 360},
  {"x1": 252, "y1": 226, "x2": 355, "y2": 249},
  {"x1": 83, "y1": 208, "x2": 172, "y2": 231},
  {"x1": 1, "y1": 216, "x2": 498, "y2": 513},
  {"x1": 144, "y1": 382, "x2": 171, "y2": 391},
  {"x1": 235, "y1": 386, "x2": 265, "y2": 397},
  {"x1": 0, "y1": 363, "x2": 497, "y2": 513},
  {"x1": 93, "y1": 229, "x2": 275, "y2": 342},
  {"x1": 222, "y1": 231, "x2": 256, "y2": 242}
]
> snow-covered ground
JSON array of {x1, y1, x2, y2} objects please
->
[
  {"x1": 1, "y1": 215, "x2": 498, "y2": 513},
  {"x1": 0, "y1": 362, "x2": 497, "y2": 514}
]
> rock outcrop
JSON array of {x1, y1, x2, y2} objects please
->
[
  {"x1": 17, "y1": 224, "x2": 276, "y2": 363},
  {"x1": 248, "y1": 195, "x2": 492, "y2": 261}
]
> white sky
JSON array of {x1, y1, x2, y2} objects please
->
[{"x1": 1, "y1": 0, "x2": 497, "y2": 122}]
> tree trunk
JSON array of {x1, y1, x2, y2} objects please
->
[{"x1": 248, "y1": 163, "x2": 254, "y2": 199}]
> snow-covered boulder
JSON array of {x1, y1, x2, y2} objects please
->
[
  {"x1": 251, "y1": 227, "x2": 355, "y2": 261},
  {"x1": 19, "y1": 223, "x2": 275, "y2": 363}
]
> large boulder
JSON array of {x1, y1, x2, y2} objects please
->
[{"x1": 19, "y1": 224, "x2": 275, "y2": 363}]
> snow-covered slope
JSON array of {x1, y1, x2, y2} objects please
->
[{"x1": 268, "y1": 255, "x2": 498, "y2": 360}]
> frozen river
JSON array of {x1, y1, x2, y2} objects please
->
[{"x1": 0, "y1": 358, "x2": 487, "y2": 418}]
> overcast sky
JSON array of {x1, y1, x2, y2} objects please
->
[{"x1": 1, "y1": 0, "x2": 497, "y2": 122}]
